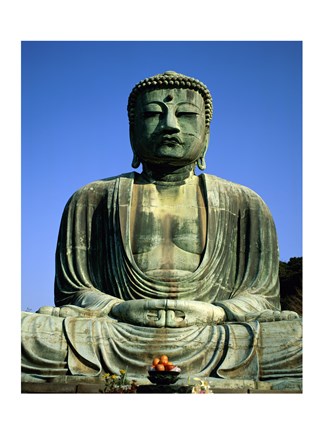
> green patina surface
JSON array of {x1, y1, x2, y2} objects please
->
[{"x1": 21, "y1": 71, "x2": 302, "y2": 391}]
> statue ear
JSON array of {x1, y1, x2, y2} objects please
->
[
  {"x1": 131, "y1": 153, "x2": 141, "y2": 169},
  {"x1": 129, "y1": 126, "x2": 141, "y2": 169},
  {"x1": 129, "y1": 125, "x2": 135, "y2": 150},
  {"x1": 197, "y1": 128, "x2": 210, "y2": 171}
]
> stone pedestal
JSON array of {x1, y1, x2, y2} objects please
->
[
  {"x1": 21, "y1": 376, "x2": 302, "y2": 393},
  {"x1": 137, "y1": 384, "x2": 194, "y2": 393}
]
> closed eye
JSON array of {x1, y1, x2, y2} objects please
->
[
  {"x1": 176, "y1": 112, "x2": 199, "y2": 118},
  {"x1": 143, "y1": 111, "x2": 163, "y2": 119}
]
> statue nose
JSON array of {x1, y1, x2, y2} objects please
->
[{"x1": 162, "y1": 112, "x2": 180, "y2": 132}]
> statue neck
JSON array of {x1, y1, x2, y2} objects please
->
[{"x1": 140, "y1": 163, "x2": 196, "y2": 186}]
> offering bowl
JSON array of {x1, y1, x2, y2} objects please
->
[{"x1": 147, "y1": 369, "x2": 181, "y2": 385}]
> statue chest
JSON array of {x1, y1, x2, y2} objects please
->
[{"x1": 129, "y1": 181, "x2": 207, "y2": 277}]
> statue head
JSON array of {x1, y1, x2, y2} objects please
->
[{"x1": 127, "y1": 71, "x2": 213, "y2": 171}]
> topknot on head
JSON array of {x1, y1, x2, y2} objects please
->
[{"x1": 127, "y1": 71, "x2": 213, "y2": 127}]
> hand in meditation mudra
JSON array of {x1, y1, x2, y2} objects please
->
[{"x1": 22, "y1": 71, "x2": 302, "y2": 385}]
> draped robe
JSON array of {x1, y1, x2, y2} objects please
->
[{"x1": 21, "y1": 172, "x2": 302, "y2": 381}]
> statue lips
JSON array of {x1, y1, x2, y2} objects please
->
[{"x1": 160, "y1": 135, "x2": 183, "y2": 147}]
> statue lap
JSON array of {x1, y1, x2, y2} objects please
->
[{"x1": 21, "y1": 308, "x2": 302, "y2": 383}]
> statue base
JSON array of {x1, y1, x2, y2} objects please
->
[{"x1": 21, "y1": 375, "x2": 302, "y2": 393}]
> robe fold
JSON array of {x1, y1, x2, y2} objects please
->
[
  {"x1": 55, "y1": 172, "x2": 280, "y2": 314},
  {"x1": 21, "y1": 172, "x2": 302, "y2": 381}
]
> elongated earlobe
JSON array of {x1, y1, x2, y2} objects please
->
[
  {"x1": 197, "y1": 129, "x2": 210, "y2": 171},
  {"x1": 131, "y1": 153, "x2": 140, "y2": 168},
  {"x1": 197, "y1": 156, "x2": 206, "y2": 171}
]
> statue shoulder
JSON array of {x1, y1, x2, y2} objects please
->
[
  {"x1": 64, "y1": 172, "x2": 135, "y2": 207},
  {"x1": 203, "y1": 173, "x2": 271, "y2": 212}
]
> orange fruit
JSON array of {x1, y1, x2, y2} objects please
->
[
  {"x1": 152, "y1": 357, "x2": 160, "y2": 366},
  {"x1": 155, "y1": 363, "x2": 165, "y2": 372},
  {"x1": 160, "y1": 354, "x2": 169, "y2": 365},
  {"x1": 165, "y1": 362, "x2": 174, "y2": 371}
]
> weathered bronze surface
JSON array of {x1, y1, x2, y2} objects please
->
[{"x1": 21, "y1": 71, "x2": 302, "y2": 389}]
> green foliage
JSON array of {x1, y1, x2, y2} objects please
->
[{"x1": 279, "y1": 257, "x2": 302, "y2": 316}]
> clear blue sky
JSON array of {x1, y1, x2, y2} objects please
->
[{"x1": 22, "y1": 41, "x2": 302, "y2": 311}]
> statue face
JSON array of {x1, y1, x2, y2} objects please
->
[{"x1": 131, "y1": 88, "x2": 209, "y2": 167}]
